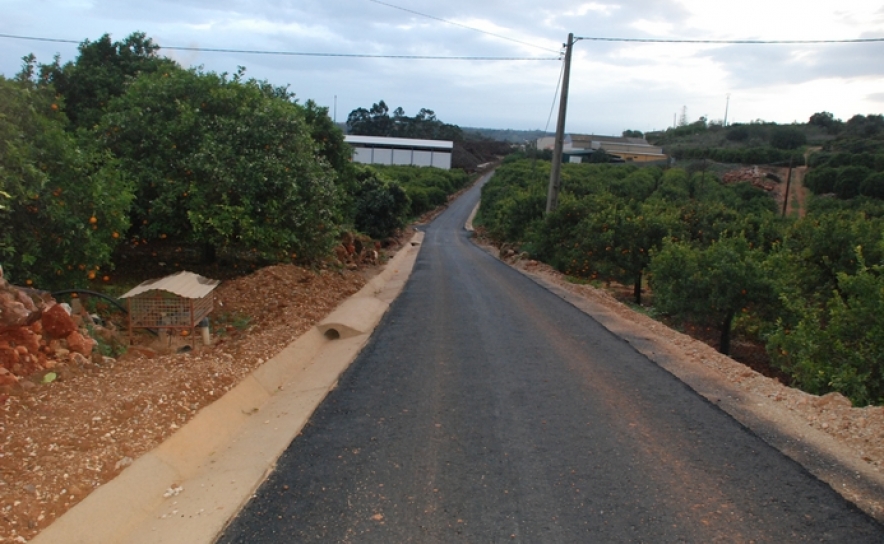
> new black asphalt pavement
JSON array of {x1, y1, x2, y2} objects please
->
[{"x1": 218, "y1": 173, "x2": 883, "y2": 543}]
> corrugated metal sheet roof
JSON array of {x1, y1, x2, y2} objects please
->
[
  {"x1": 120, "y1": 271, "x2": 220, "y2": 300},
  {"x1": 344, "y1": 135, "x2": 454, "y2": 150}
]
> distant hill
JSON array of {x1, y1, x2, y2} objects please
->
[{"x1": 463, "y1": 127, "x2": 553, "y2": 144}]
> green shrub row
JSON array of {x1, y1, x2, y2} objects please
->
[
  {"x1": 670, "y1": 146, "x2": 804, "y2": 165},
  {"x1": 804, "y1": 166, "x2": 884, "y2": 199},
  {"x1": 807, "y1": 151, "x2": 884, "y2": 170}
]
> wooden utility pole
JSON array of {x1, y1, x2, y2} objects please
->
[
  {"x1": 782, "y1": 157, "x2": 793, "y2": 217},
  {"x1": 546, "y1": 33, "x2": 575, "y2": 214}
]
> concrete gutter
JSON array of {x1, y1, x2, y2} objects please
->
[{"x1": 32, "y1": 232, "x2": 425, "y2": 544}]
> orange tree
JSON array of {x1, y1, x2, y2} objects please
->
[
  {"x1": 0, "y1": 74, "x2": 131, "y2": 289},
  {"x1": 538, "y1": 193, "x2": 678, "y2": 304},
  {"x1": 769, "y1": 248, "x2": 884, "y2": 406},
  {"x1": 97, "y1": 67, "x2": 340, "y2": 262},
  {"x1": 39, "y1": 32, "x2": 177, "y2": 131},
  {"x1": 649, "y1": 234, "x2": 775, "y2": 355}
]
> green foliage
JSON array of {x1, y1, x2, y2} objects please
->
[
  {"x1": 834, "y1": 166, "x2": 871, "y2": 199},
  {"x1": 804, "y1": 167, "x2": 839, "y2": 194},
  {"x1": 98, "y1": 67, "x2": 340, "y2": 261},
  {"x1": 347, "y1": 100, "x2": 463, "y2": 141},
  {"x1": 844, "y1": 114, "x2": 884, "y2": 138},
  {"x1": 806, "y1": 164, "x2": 884, "y2": 201},
  {"x1": 671, "y1": 146, "x2": 801, "y2": 165},
  {"x1": 778, "y1": 211, "x2": 884, "y2": 303},
  {"x1": 860, "y1": 172, "x2": 884, "y2": 199},
  {"x1": 38, "y1": 32, "x2": 177, "y2": 131},
  {"x1": 650, "y1": 235, "x2": 774, "y2": 354},
  {"x1": 809, "y1": 111, "x2": 842, "y2": 134},
  {"x1": 770, "y1": 127, "x2": 808, "y2": 150},
  {"x1": 769, "y1": 250, "x2": 884, "y2": 406},
  {"x1": 0, "y1": 75, "x2": 132, "y2": 288},
  {"x1": 477, "y1": 159, "x2": 549, "y2": 242},
  {"x1": 351, "y1": 167, "x2": 411, "y2": 239},
  {"x1": 302, "y1": 99, "x2": 352, "y2": 175},
  {"x1": 807, "y1": 152, "x2": 881, "y2": 170},
  {"x1": 367, "y1": 165, "x2": 468, "y2": 218},
  {"x1": 726, "y1": 126, "x2": 749, "y2": 142}
]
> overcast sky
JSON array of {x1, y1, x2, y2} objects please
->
[{"x1": 2, "y1": 0, "x2": 883, "y2": 135}]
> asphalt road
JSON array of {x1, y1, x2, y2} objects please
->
[{"x1": 218, "y1": 173, "x2": 883, "y2": 543}]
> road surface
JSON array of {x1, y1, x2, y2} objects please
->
[{"x1": 218, "y1": 173, "x2": 882, "y2": 543}]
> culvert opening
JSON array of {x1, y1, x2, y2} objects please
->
[{"x1": 324, "y1": 328, "x2": 341, "y2": 340}]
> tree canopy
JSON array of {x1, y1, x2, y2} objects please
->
[{"x1": 346, "y1": 100, "x2": 463, "y2": 141}]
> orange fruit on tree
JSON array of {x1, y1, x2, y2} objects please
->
[
  {"x1": 89, "y1": 216, "x2": 98, "y2": 224},
  {"x1": 87, "y1": 271, "x2": 96, "y2": 280}
]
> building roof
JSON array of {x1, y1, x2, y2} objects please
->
[
  {"x1": 344, "y1": 135, "x2": 454, "y2": 150},
  {"x1": 120, "y1": 271, "x2": 220, "y2": 300}
]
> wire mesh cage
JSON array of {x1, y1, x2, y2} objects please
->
[
  {"x1": 120, "y1": 271, "x2": 220, "y2": 343},
  {"x1": 126, "y1": 291, "x2": 213, "y2": 329}
]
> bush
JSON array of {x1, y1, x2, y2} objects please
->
[
  {"x1": 650, "y1": 235, "x2": 774, "y2": 354},
  {"x1": 99, "y1": 67, "x2": 341, "y2": 262},
  {"x1": 405, "y1": 186, "x2": 430, "y2": 217},
  {"x1": 770, "y1": 127, "x2": 807, "y2": 150},
  {"x1": 860, "y1": 172, "x2": 884, "y2": 199},
  {"x1": 769, "y1": 252, "x2": 884, "y2": 406},
  {"x1": 834, "y1": 166, "x2": 872, "y2": 199},
  {"x1": 804, "y1": 167, "x2": 839, "y2": 194},
  {"x1": 726, "y1": 126, "x2": 749, "y2": 142},
  {"x1": 0, "y1": 75, "x2": 132, "y2": 289},
  {"x1": 352, "y1": 168, "x2": 410, "y2": 239}
]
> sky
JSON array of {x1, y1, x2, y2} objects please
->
[{"x1": 1, "y1": 0, "x2": 883, "y2": 136}]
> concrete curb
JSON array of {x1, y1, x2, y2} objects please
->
[{"x1": 33, "y1": 232, "x2": 425, "y2": 544}]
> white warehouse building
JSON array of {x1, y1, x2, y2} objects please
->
[{"x1": 345, "y1": 135, "x2": 453, "y2": 170}]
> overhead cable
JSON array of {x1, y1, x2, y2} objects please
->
[
  {"x1": 544, "y1": 58, "x2": 565, "y2": 134},
  {"x1": 576, "y1": 36, "x2": 884, "y2": 44},
  {"x1": 366, "y1": 0, "x2": 561, "y2": 54},
  {"x1": 0, "y1": 33, "x2": 557, "y2": 60}
]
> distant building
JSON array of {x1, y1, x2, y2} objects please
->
[
  {"x1": 538, "y1": 134, "x2": 667, "y2": 163},
  {"x1": 345, "y1": 135, "x2": 453, "y2": 170}
]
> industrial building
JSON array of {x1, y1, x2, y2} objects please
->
[
  {"x1": 538, "y1": 134, "x2": 667, "y2": 163},
  {"x1": 345, "y1": 135, "x2": 453, "y2": 170}
]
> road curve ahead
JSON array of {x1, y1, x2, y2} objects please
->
[{"x1": 219, "y1": 173, "x2": 883, "y2": 543}]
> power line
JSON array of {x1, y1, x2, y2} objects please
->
[
  {"x1": 544, "y1": 58, "x2": 565, "y2": 134},
  {"x1": 576, "y1": 35, "x2": 884, "y2": 44},
  {"x1": 0, "y1": 33, "x2": 558, "y2": 61},
  {"x1": 366, "y1": 0, "x2": 561, "y2": 54}
]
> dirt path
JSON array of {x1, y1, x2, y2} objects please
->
[{"x1": 784, "y1": 165, "x2": 810, "y2": 218}]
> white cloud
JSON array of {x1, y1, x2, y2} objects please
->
[
  {"x1": 0, "y1": 0, "x2": 881, "y2": 133},
  {"x1": 566, "y1": 2, "x2": 621, "y2": 17},
  {"x1": 629, "y1": 18, "x2": 674, "y2": 36}
]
